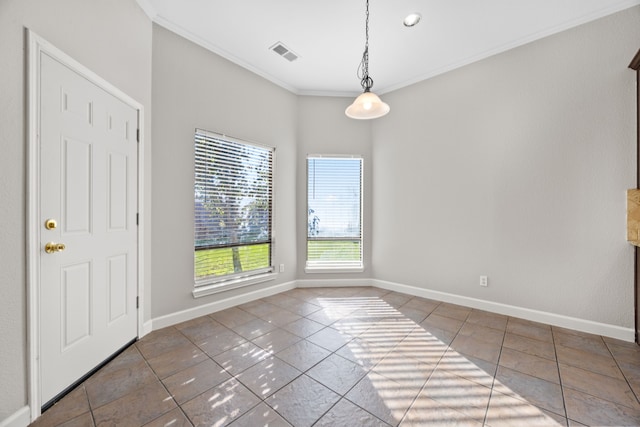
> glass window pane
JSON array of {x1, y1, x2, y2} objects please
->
[{"x1": 195, "y1": 130, "x2": 273, "y2": 283}]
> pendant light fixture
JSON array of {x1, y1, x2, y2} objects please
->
[{"x1": 345, "y1": 0, "x2": 390, "y2": 120}]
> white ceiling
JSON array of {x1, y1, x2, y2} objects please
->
[{"x1": 137, "y1": 0, "x2": 640, "y2": 96}]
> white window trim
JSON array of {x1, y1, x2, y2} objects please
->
[
  {"x1": 193, "y1": 129, "x2": 276, "y2": 294},
  {"x1": 306, "y1": 154, "x2": 364, "y2": 273},
  {"x1": 192, "y1": 271, "x2": 277, "y2": 298}
]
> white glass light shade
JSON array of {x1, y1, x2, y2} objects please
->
[{"x1": 345, "y1": 91, "x2": 390, "y2": 120}]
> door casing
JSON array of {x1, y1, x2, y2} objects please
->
[{"x1": 26, "y1": 29, "x2": 146, "y2": 420}]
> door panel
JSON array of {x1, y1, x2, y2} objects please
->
[{"x1": 39, "y1": 51, "x2": 138, "y2": 404}]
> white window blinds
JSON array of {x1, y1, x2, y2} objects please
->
[
  {"x1": 194, "y1": 129, "x2": 274, "y2": 285},
  {"x1": 307, "y1": 156, "x2": 363, "y2": 269}
]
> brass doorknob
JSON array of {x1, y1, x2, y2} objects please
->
[{"x1": 44, "y1": 242, "x2": 66, "y2": 254}]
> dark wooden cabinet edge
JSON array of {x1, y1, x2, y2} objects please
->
[{"x1": 629, "y1": 48, "x2": 640, "y2": 344}]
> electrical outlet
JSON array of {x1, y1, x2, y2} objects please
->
[
  {"x1": 480, "y1": 276, "x2": 488, "y2": 287},
  {"x1": 279, "y1": 264, "x2": 285, "y2": 273}
]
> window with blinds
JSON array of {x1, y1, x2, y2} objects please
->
[
  {"x1": 307, "y1": 156, "x2": 363, "y2": 270},
  {"x1": 194, "y1": 129, "x2": 274, "y2": 287}
]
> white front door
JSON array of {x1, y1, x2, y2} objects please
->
[{"x1": 38, "y1": 51, "x2": 139, "y2": 405}]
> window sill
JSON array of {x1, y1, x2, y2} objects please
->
[
  {"x1": 192, "y1": 272, "x2": 277, "y2": 298},
  {"x1": 304, "y1": 264, "x2": 364, "y2": 274}
]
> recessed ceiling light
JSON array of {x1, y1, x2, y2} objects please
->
[{"x1": 403, "y1": 13, "x2": 421, "y2": 27}]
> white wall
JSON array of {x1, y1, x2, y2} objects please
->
[
  {"x1": 371, "y1": 6, "x2": 640, "y2": 328},
  {"x1": 296, "y1": 96, "x2": 373, "y2": 280},
  {"x1": 0, "y1": 0, "x2": 152, "y2": 420},
  {"x1": 151, "y1": 25, "x2": 298, "y2": 318}
]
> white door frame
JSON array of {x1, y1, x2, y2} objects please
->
[{"x1": 26, "y1": 29, "x2": 145, "y2": 421}]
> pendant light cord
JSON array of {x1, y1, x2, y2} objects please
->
[{"x1": 357, "y1": 0, "x2": 374, "y2": 92}]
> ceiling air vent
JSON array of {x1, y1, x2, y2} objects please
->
[{"x1": 270, "y1": 42, "x2": 299, "y2": 62}]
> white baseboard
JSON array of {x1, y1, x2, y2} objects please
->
[
  {"x1": 0, "y1": 406, "x2": 30, "y2": 427},
  {"x1": 373, "y1": 279, "x2": 635, "y2": 342},
  {"x1": 296, "y1": 278, "x2": 374, "y2": 288},
  {"x1": 151, "y1": 280, "x2": 296, "y2": 330},
  {"x1": 141, "y1": 320, "x2": 153, "y2": 338},
  {"x1": 143, "y1": 277, "x2": 634, "y2": 342}
]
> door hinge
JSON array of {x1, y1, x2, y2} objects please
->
[
  {"x1": 136, "y1": 213, "x2": 139, "y2": 225},
  {"x1": 136, "y1": 128, "x2": 140, "y2": 142},
  {"x1": 136, "y1": 296, "x2": 139, "y2": 309}
]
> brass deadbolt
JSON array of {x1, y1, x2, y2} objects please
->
[
  {"x1": 45, "y1": 242, "x2": 66, "y2": 254},
  {"x1": 45, "y1": 219, "x2": 57, "y2": 230}
]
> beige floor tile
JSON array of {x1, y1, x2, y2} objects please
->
[
  {"x1": 266, "y1": 375, "x2": 340, "y2": 427},
  {"x1": 503, "y1": 332, "x2": 556, "y2": 361},
  {"x1": 392, "y1": 328, "x2": 449, "y2": 365},
  {"x1": 556, "y1": 344, "x2": 624, "y2": 379},
  {"x1": 259, "y1": 309, "x2": 302, "y2": 327},
  {"x1": 401, "y1": 297, "x2": 441, "y2": 314},
  {"x1": 436, "y1": 350, "x2": 497, "y2": 388},
  {"x1": 237, "y1": 299, "x2": 282, "y2": 317},
  {"x1": 336, "y1": 337, "x2": 393, "y2": 370},
  {"x1": 92, "y1": 381, "x2": 176, "y2": 427},
  {"x1": 308, "y1": 353, "x2": 368, "y2": 395},
  {"x1": 181, "y1": 378, "x2": 260, "y2": 427},
  {"x1": 146, "y1": 343, "x2": 208, "y2": 379},
  {"x1": 450, "y1": 334, "x2": 502, "y2": 364},
  {"x1": 213, "y1": 341, "x2": 272, "y2": 375},
  {"x1": 174, "y1": 315, "x2": 224, "y2": 342},
  {"x1": 486, "y1": 390, "x2": 567, "y2": 427},
  {"x1": 209, "y1": 307, "x2": 257, "y2": 329},
  {"x1": 316, "y1": 399, "x2": 390, "y2": 427},
  {"x1": 236, "y1": 356, "x2": 301, "y2": 399},
  {"x1": 275, "y1": 339, "x2": 331, "y2": 371},
  {"x1": 251, "y1": 329, "x2": 301, "y2": 353},
  {"x1": 395, "y1": 306, "x2": 430, "y2": 324},
  {"x1": 162, "y1": 358, "x2": 231, "y2": 404},
  {"x1": 57, "y1": 412, "x2": 95, "y2": 427},
  {"x1": 457, "y1": 322, "x2": 505, "y2": 345},
  {"x1": 494, "y1": 366, "x2": 565, "y2": 416},
  {"x1": 286, "y1": 301, "x2": 322, "y2": 317},
  {"x1": 401, "y1": 394, "x2": 483, "y2": 427},
  {"x1": 194, "y1": 327, "x2": 247, "y2": 357},
  {"x1": 227, "y1": 402, "x2": 292, "y2": 427},
  {"x1": 231, "y1": 317, "x2": 278, "y2": 340},
  {"x1": 420, "y1": 370, "x2": 492, "y2": 422},
  {"x1": 499, "y1": 347, "x2": 560, "y2": 384},
  {"x1": 432, "y1": 303, "x2": 472, "y2": 321},
  {"x1": 564, "y1": 387, "x2": 640, "y2": 426},
  {"x1": 85, "y1": 357, "x2": 157, "y2": 408},
  {"x1": 417, "y1": 322, "x2": 458, "y2": 346},
  {"x1": 381, "y1": 292, "x2": 413, "y2": 307},
  {"x1": 32, "y1": 386, "x2": 90, "y2": 427},
  {"x1": 553, "y1": 330, "x2": 609, "y2": 357},
  {"x1": 143, "y1": 408, "x2": 192, "y2": 427},
  {"x1": 346, "y1": 371, "x2": 421, "y2": 426},
  {"x1": 420, "y1": 313, "x2": 465, "y2": 334},
  {"x1": 281, "y1": 317, "x2": 325, "y2": 337},
  {"x1": 506, "y1": 317, "x2": 553, "y2": 343},
  {"x1": 331, "y1": 317, "x2": 376, "y2": 337},
  {"x1": 135, "y1": 327, "x2": 192, "y2": 359},
  {"x1": 307, "y1": 327, "x2": 353, "y2": 352},
  {"x1": 466, "y1": 310, "x2": 508, "y2": 331},
  {"x1": 559, "y1": 363, "x2": 639, "y2": 409},
  {"x1": 373, "y1": 352, "x2": 434, "y2": 389}
]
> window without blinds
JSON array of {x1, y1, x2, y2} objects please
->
[
  {"x1": 307, "y1": 156, "x2": 363, "y2": 269},
  {"x1": 194, "y1": 130, "x2": 274, "y2": 286}
]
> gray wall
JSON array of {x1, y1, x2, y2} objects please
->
[
  {"x1": 371, "y1": 6, "x2": 640, "y2": 328},
  {"x1": 151, "y1": 25, "x2": 298, "y2": 318},
  {"x1": 0, "y1": 0, "x2": 152, "y2": 419}
]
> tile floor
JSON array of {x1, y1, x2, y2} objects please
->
[{"x1": 31, "y1": 286, "x2": 640, "y2": 426}]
